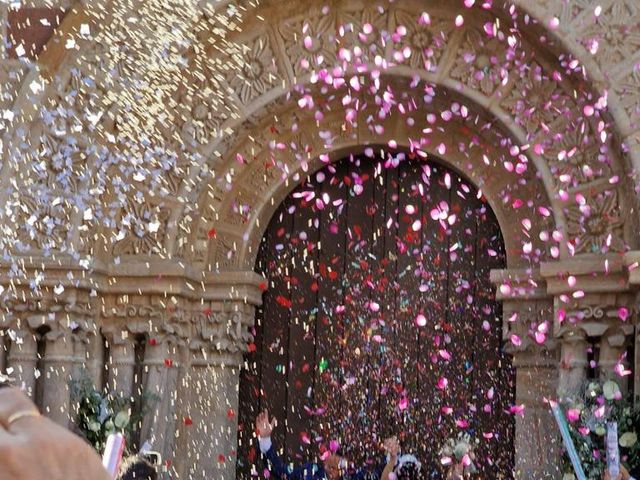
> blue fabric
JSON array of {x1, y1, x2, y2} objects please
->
[{"x1": 261, "y1": 444, "x2": 382, "y2": 480}]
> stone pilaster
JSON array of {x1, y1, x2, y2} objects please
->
[
  {"x1": 542, "y1": 257, "x2": 638, "y2": 398},
  {"x1": 557, "y1": 328, "x2": 589, "y2": 398},
  {"x1": 41, "y1": 328, "x2": 75, "y2": 425},
  {"x1": 174, "y1": 271, "x2": 262, "y2": 480},
  {"x1": 600, "y1": 326, "x2": 631, "y2": 391},
  {"x1": 512, "y1": 345, "x2": 561, "y2": 479},
  {"x1": 102, "y1": 326, "x2": 136, "y2": 399},
  {"x1": 492, "y1": 269, "x2": 561, "y2": 478},
  {"x1": 7, "y1": 329, "x2": 38, "y2": 397},
  {"x1": 139, "y1": 317, "x2": 188, "y2": 468}
]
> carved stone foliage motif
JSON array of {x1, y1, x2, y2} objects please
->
[
  {"x1": 0, "y1": 61, "x2": 29, "y2": 130},
  {"x1": 190, "y1": 304, "x2": 254, "y2": 353},
  {"x1": 613, "y1": 68, "x2": 640, "y2": 122},
  {"x1": 0, "y1": 291, "x2": 97, "y2": 343},
  {"x1": 175, "y1": 219, "x2": 213, "y2": 264},
  {"x1": 112, "y1": 200, "x2": 171, "y2": 256},
  {"x1": 13, "y1": 195, "x2": 71, "y2": 253},
  {"x1": 278, "y1": 12, "x2": 337, "y2": 77},
  {"x1": 102, "y1": 295, "x2": 190, "y2": 345},
  {"x1": 500, "y1": 62, "x2": 575, "y2": 137},
  {"x1": 211, "y1": 234, "x2": 239, "y2": 269},
  {"x1": 226, "y1": 34, "x2": 280, "y2": 105},
  {"x1": 577, "y1": 0, "x2": 640, "y2": 71},
  {"x1": 337, "y1": 6, "x2": 388, "y2": 61},
  {"x1": 543, "y1": 120, "x2": 612, "y2": 187},
  {"x1": 565, "y1": 189, "x2": 625, "y2": 254},
  {"x1": 449, "y1": 28, "x2": 513, "y2": 97},
  {"x1": 502, "y1": 301, "x2": 554, "y2": 354},
  {"x1": 166, "y1": 76, "x2": 230, "y2": 152},
  {"x1": 392, "y1": 9, "x2": 453, "y2": 72}
]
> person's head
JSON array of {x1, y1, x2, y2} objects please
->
[
  {"x1": 323, "y1": 452, "x2": 347, "y2": 480},
  {"x1": 117, "y1": 455, "x2": 157, "y2": 480},
  {"x1": 394, "y1": 454, "x2": 421, "y2": 480}
]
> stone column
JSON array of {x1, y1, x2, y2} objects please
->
[
  {"x1": 511, "y1": 344, "x2": 562, "y2": 479},
  {"x1": 557, "y1": 328, "x2": 589, "y2": 398},
  {"x1": 8, "y1": 329, "x2": 38, "y2": 397},
  {"x1": 140, "y1": 337, "x2": 183, "y2": 464},
  {"x1": 174, "y1": 298, "x2": 258, "y2": 480},
  {"x1": 84, "y1": 331, "x2": 104, "y2": 387},
  {"x1": 103, "y1": 327, "x2": 136, "y2": 399},
  {"x1": 599, "y1": 327, "x2": 630, "y2": 392},
  {"x1": 41, "y1": 330, "x2": 75, "y2": 425},
  {"x1": 178, "y1": 354, "x2": 244, "y2": 480}
]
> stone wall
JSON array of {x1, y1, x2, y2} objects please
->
[{"x1": 0, "y1": 0, "x2": 639, "y2": 478}]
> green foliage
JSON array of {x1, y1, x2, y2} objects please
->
[
  {"x1": 69, "y1": 371, "x2": 158, "y2": 455},
  {"x1": 560, "y1": 379, "x2": 640, "y2": 480}
]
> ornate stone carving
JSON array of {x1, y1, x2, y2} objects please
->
[
  {"x1": 449, "y1": 28, "x2": 512, "y2": 96},
  {"x1": 613, "y1": 67, "x2": 640, "y2": 122},
  {"x1": 565, "y1": 189, "x2": 625, "y2": 254},
  {"x1": 226, "y1": 34, "x2": 280, "y2": 105},
  {"x1": 190, "y1": 304, "x2": 253, "y2": 354},
  {"x1": 112, "y1": 200, "x2": 171, "y2": 256},
  {"x1": 278, "y1": 12, "x2": 337, "y2": 77},
  {"x1": 211, "y1": 234, "x2": 240, "y2": 269},
  {"x1": 13, "y1": 195, "x2": 71, "y2": 253},
  {"x1": 500, "y1": 62, "x2": 574, "y2": 136},
  {"x1": 543, "y1": 120, "x2": 612, "y2": 186},
  {"x1": 337, "y1": 6, "x2": 387, "y2": 61},
  {"x1": 577, "y1": 0, "x2": 640, "y2": 71},
  {"x1": 392, "y1": 9, "x2": 453, "y2": 72},
  {"x1": 166, "y1": 78, "x2": 230, "y2": 151}
]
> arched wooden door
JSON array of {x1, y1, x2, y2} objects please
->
[{"x1": 237, "y1": 155, "x2": 515, "y2": 479}]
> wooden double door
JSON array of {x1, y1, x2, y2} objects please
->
[{"x1": 238, "y1": 155, "x2": 514, "y2": 478}]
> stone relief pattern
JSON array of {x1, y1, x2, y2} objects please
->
[
  {"x1": 223, "y1": 186, "x2": 257, "y2": 226},
  {"x1": 613, "y1": 68, "x2": 640, "y2": 126},
  {"x1": 225, "y1": 33, "x2": 281, "y2": 105},
  {"x1": 13, "y1": 194, "x2": 72, "y2": 253},
  {"x1": 449, "y1": 28, "x2": 513, "y2": 97},
  {"x1": 211, "y1": 234, "x2": 240, "y2": 269},
  {"x1": 558, "y1": 0, "x2": 599, "y2": 26},
  {"x1": 190, "y1": 305, "x2": 254, "y2": 353},
  {"x1": 392, "y1": 9, "x2": 454, "y2": 73},
  {"x1": 543, "y1": 119, "x2": 613, "y2": 188},
  {"x1": 0, "y1": 61, "x2": 29, "y2": 129},
  {"x1": 565, "y1": 188, "x2": 625, "y2": 254},
  {"x1": 500, "y1": 61, "x2": 577, "y2": 137},
  {"x1": 168, "y1": 68, "x2": 234, "y2": 152},
  {"x1": 100, "y1": 295, "x2": 254, "y2": 353},
  {"x1": 278, "y1": 11, "x2": 337, "y2": 77},
  {"x1": 337, "y1": 5, "x2": 388, "y2": 63},
  {"x1": 112, "y1": 200, "x2": 171, "y2": 256},
  {"x1": 576, "y1": 0, "x2": 640, "y2": 73}
]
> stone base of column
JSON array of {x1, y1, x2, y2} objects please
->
[
  {"x1": 513, "y1": 346, "x2": 562, "y2": 479},
  {"x1": 174, "y1": 355, "x2": 242, "y2": 480}
]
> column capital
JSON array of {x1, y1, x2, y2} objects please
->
[{"x1": 189, "y1": 300, "x2": 255, "y2": 361}]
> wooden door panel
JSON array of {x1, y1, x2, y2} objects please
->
[{"x1": 238, "y1": 157, "x2": 514, "y2": 479}]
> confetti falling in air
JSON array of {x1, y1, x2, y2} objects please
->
[{"x1": 0, "y1": 0, "x2": 637, "y2": 478}]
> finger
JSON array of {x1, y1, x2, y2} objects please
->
[{"x1": 0, "y1": 388, "x2": 41, "y2": 434}]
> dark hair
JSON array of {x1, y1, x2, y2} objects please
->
[
  {"x1": 118, "y1": 455, "x2": 157, "y2": 480},
  {"x1": 396, "y1": 462, "x2": 420, "y2": 480}
]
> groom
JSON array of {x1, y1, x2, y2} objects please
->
[{"x1": 255, "y1": 410, "x2": 379, "y2": 480}]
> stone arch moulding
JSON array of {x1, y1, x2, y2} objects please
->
[
  {"x1": 186, "y1": 1, "x2": 638, "y2": 274},
  {"x1": 1, "y1": 0, "x2": 636, "y2": 274}
]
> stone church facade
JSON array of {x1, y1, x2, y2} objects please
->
[{"x1": 0, "y1": 0, "x2": 639, "y2": 478}]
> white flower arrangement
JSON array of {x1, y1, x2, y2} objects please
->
[{"x1": 439, "y1": 432, "x2": 478, "y2": 476}]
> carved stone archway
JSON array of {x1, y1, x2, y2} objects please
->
[{"x1": 0, "y1": 0, "x2": 638, "y2": 479}]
